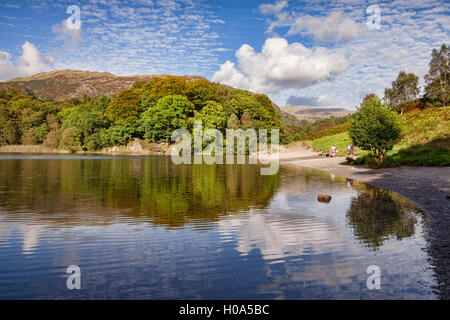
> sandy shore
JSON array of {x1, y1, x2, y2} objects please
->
[{"x1": 279, "y1": 143, "x2": 450, "y2": 299}]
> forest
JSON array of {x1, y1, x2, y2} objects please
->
[{"x1": 0, "y1": 76, "x2": 283, "y2": 151}]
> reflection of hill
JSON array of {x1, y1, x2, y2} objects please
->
[{"x1": 0, "y1": 157, "x2": 280, "y2": 228}]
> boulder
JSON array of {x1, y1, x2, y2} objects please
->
[{"x1": 317, "y1": 194, "x2": 332, "y2": 203}]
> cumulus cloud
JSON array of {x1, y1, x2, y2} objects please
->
[
  {"x1": 286, "y1": 94, "x2": 334, "y2": 107},
  {"x1": 0, "y1": 42, "x2": 54, "y2": 81},
  {"x1": 212, "y1": 38, "x2": 348, "y2": 94}
]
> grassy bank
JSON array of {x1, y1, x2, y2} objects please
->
[{"x1": 306, "y1": 106, "x2": 450, "y2": 166}]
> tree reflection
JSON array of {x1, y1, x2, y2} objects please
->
[
  {"x1": 346, "y1": 187, "x2": 418, "y2": 250},
  {"x1": 0, "y1": 157, "x2": 280, "y2": 228}
]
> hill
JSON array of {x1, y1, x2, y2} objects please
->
[
  {"x1": 280, "y1": 106, "x2": 353, "y2": 123},
  {"x1": 0, "y1": 72, "x2": 287, "y2": 152},
  {"x1": 0, "y1": 69, "x2": 206, "y2": 101}
]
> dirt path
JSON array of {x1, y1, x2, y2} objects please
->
[{"x1": 278, "y1": 143, "x2": 450, "y2": 299}]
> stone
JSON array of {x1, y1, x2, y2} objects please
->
[{"x1": 317, "y1": 194, "x2": 332, "y2": 203}]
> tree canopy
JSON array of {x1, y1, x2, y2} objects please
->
[
  {"x1": 384, "y1": 71, "x2": 419, "y2": 110},
  {"x1": 424, "y1": 44, "x2": 449, "y2": 107},
  {"x1": 348, "y1": 96, "x2": 403, "y2": 165}
]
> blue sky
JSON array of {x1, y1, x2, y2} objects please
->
[{"x1": 0, "y1": 0, "x2": 449, "y2": 109}]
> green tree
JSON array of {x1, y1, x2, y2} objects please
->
[
  {"x1": 140, "y1": 95, "x2": 194, "y2": 141},
  {"x1": 348, "y1": 96, "x2": 403, "y2": 166},
  {"x1": 194, "y1": 101, "x2": 226, "y2": 130},
  {"x1": 59, "y1": 105, "x2": 110, "y2": 150},
  {"x1": 240, "y1": 111, "x2": 253, "y2": 129},
  {"x1": 186, "y1": 80, "x2": 220, "y2": 110},
  {"x1": 227, "y1": 113, "x2": 239, "y2": 129},
  {"x1": 104, "y1": 124, "x2": 136, "y2": 146},
  {"x1": 106, "y1": 89, "x2": 141, "y2": 124},
  {"x1": 145, "y1": 76, "x2": 188, "y2": 100},
  {"x1": 424, "y1": 44, "x2": 449, "y2": 107},
  {"x1": 384, "y1": 71, "x2": 419, "y2": 112}
]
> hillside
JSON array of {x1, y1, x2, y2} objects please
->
[
  {"x1": 0, "y1": 70, "x2": 206, "y2": 101},
  {"x1": 306, "y1": 106, "x2": 450, "y2": 166},
  {"x1": 0, "y1": 73, "x2": 286, "y2": 152},
  {"x1": 280, "y1": 106, "x2": 353, "y2": 123}
]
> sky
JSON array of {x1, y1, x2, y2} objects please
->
[{"x1": 0, "y1": 0, "x2": 448, "y2": 109}]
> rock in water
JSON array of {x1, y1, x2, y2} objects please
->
[{"x1": 317, "y1": 194, "x2": 332, "y2": 203}]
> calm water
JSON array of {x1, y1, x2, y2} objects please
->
[{"x1": 0, "y1": 155, "x2": 437, "y2": 299}]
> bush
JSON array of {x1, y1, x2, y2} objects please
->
[{"x1": 348, "y1": 96, "x2": 403, "y2": 166}]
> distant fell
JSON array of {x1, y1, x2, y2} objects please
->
[
  {"x1": 280, "y1": 106, "x2": 353, "y2": 123},
  {"x1": 0, "y1": 69, "x2": 207, "y2": 101}
]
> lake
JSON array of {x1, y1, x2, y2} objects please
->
[{"x1": 0, "y1": 155, "x2": 437, "y2": 299}]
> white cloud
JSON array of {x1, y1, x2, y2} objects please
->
[
  {"x1": 260, "y1": 1, "x2": 363, "y2": 42},
  {"x1": 212, "y1": 38, "x2": 348, "y2": 94},
  {"x1": 255, "y1": 0, "x2": 449, "y2": 109},
  {"x1": 52, "y1": 20, "x2": 81, "y2": 49},
  {"x1": 0, "y1": 42, "x2": 54, "y2": 81},
  {"x1": 47, "y1": 0, "x2": 226, "y2": 77},
  {"x1": 287, "y1": 11, "x2": 364, "y2": 42},
  {"x1": 259, "y1": 0, "x2": 288, "y2": 15}
]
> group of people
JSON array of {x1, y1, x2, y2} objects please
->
[{"x1": 328, "y1": 144, "x2": 354, "y2": 157}]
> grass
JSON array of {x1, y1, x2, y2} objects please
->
[
  {"x1": 385, "y1": 106, "x2": 449, "y2": 166},
  {"x1": 310, "y1": 132, "x2": 353, "y2": 157},
  {"x1": 309, "y1": 107, "x2": 450, "y2": 167},
  {"x1": 306, "y1": 106, "x2": 449, "y2": 166}
]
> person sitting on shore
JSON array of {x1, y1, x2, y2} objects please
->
[
  {"x1": 347, "y1": 144, "x2": 354, "y2": 156},
  {"x1": 330, "y1": 145, "x2": 337, "y2": 157}
]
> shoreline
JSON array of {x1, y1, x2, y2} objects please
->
[
  {"x1": 1, "y1": 142, "x2": 449, "y2": 297},
  {"x1": 278, "y1": 143, "x2": 450, "y2": 299}
]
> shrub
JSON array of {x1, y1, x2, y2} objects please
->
[{"x1": 348, "y1": 96, "x2": 403, "y2": 166}]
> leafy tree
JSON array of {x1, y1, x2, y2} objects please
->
[
  {"x1": 104, "y1": 124, "x2": 136, "y2": 146},
  {"x1": 254, "y1": 94, "x2": 282, "y2": 129},
  {"x1": 140, "y1": 95, "x2": 194, "y2": 141},
  {"x1": 240, "y1": 111, "x2": 253, "y2": 129},
  {"x1": 186, "y1": 80, "x2": 220, "y2": 110},
  {"x1": 59, "y1": 127, "x2": 82, "y2": 151},
  {"x1": 424, "y1": 44, "x2": 449, "y2": 107},
  {"x1": 348, "y1": 96, "x2": 403, "y2": 166},
  {"x1": 384, "y1": 71, "x2": 419, "y2": 112},
  {"x1": 193, "y1": 101, "x2": 226, "y2": 130},
  {"x1": 59, "y1": 105, "x2": 110, "y2": 150},
  {"x1": 145, "y1": 76, "x2": 188, "y2": 100},
  {"x1": 0, "y1": 118, "x2": 19, "y2": 145},
  {"x1": 227, "y1": 113, "x2": 239, "y2": 129},
  {"x1": 106, "y1": 89, "x2": 141, "y2": 124}
]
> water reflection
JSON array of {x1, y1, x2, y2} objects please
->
[
  {"x1": 0, "y1": 156, "x2": 279, "y2": 228},
  {"x1": 346, "y1": 187, "x2": 418, "y2": 250},
  {"x1": 0, "y1": 156, "x2": 438, "y2": 299}
]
